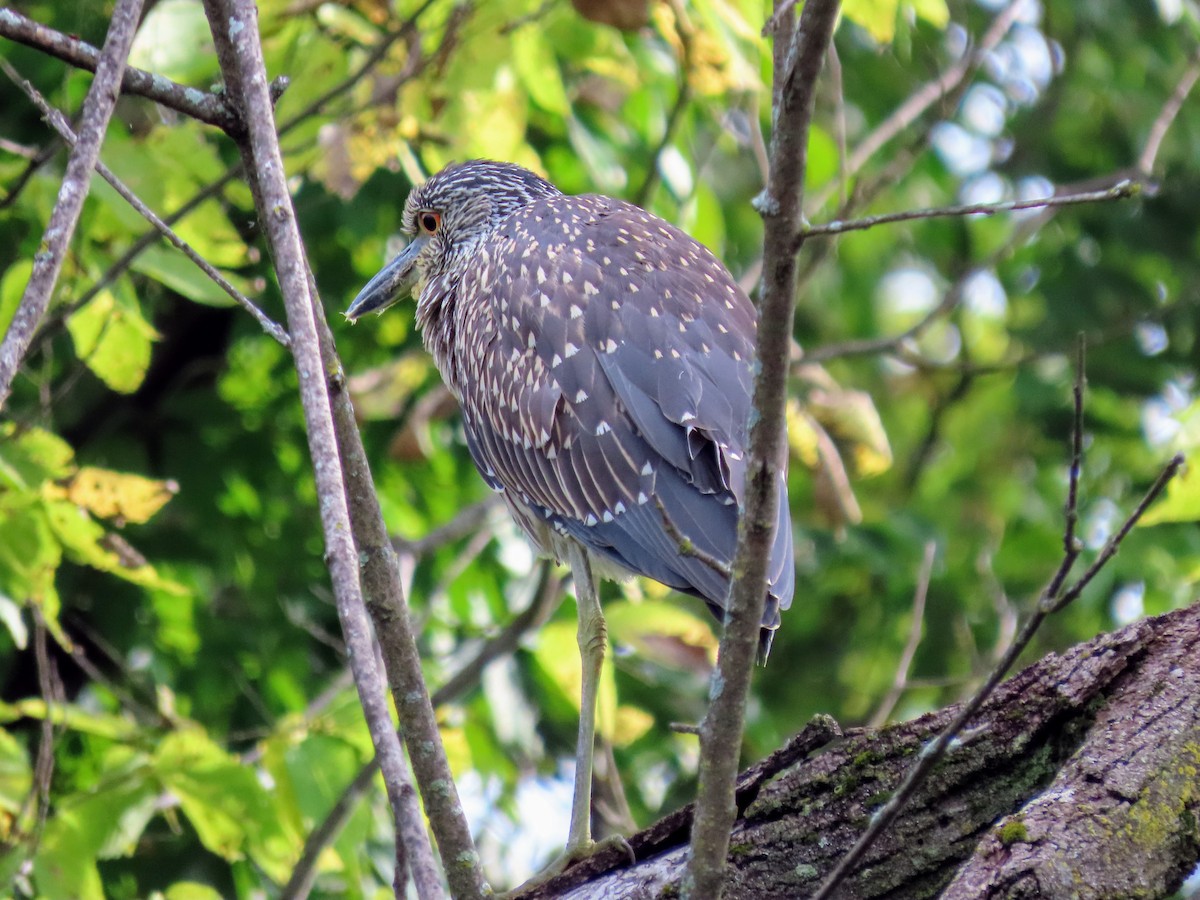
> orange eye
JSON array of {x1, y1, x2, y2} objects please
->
[{"x1": 419, "y1": 211, "x2": 441, "y2": 233}]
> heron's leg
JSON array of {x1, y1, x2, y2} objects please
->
[{"x1": 566, "y1": 541, "x2": 604, "y2": 851}]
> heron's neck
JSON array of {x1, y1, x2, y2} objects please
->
[{"x1": 415, "y1": 276, "x2": 461, "y2": 396}]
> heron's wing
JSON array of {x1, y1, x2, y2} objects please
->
[{"x1": 454, "y1": 195, "x2": 792, "y2": 620}]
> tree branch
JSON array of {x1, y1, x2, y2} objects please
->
[
  {"x1": 0, "y1": 5, "x2": 242, "y2": 134},
  {"x1": 0, "y1": 0, "x2": 143, "y2": 411},
  {"x1": 684, "y1": 2, "x2": 841, "y2": 897},
  {"x1": 810, "y1": 355, "x2": 1185, "y2": 900},
  {"x1": 798, "y1": 179, "x2": 1142, "y2": 244},
  {"x1": 522, "y1": 602, "x2": 1200, "y2": 898},
  {"x1": 0, "y1": 59, "x2": 290, "y2": 347},
  {"x1": 200, "y1": 2, "x2": 469, "y2": 897}
]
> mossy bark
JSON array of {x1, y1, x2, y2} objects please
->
[{"x1": 516, "y1": 602, "x2": 1200, "y2": 899}]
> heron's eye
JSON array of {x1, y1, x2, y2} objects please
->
[{"x1": 419, "y1": 211, "x2": 441, "y2": 234}]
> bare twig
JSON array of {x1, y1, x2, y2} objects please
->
[
  {"x1": 654, "y1": 497, "x2": 732, "y2": 578},
  {"x1": 810, "y1": 355, "x2": 1186, "y2": 900},
  {"x1": 0, "y1": 138, "x2": 60, "y2": 210},
  {"x1": 201, "y1": 2, "x2": 469, "y2": 897},
  {"x1": 868, "y1": 541, "x2": 937, "y2": 728},
  {"x1": 632, "y1": 0, "x2": 694, "y2": 207},
  {"x1": 0, "y1": 5, "x2": 242, "y2": 133},
  {"x1": 799, "y1": 179, "x2": 1141, "y2": 244},
  {"x1": 1137, "y1": 51, "x2": 1200, "y2": 177},
  {"x1": 684, "y1": 2, "x2": 841, "y2": 897},
  {"x1": 26, "y1": 610, "x2": 58, "y2": 857},
  {"x1": 0, "y1": 0, "x2": 144, "y2": 411},
  {"x1": 0, "y1": 60, "x2": 290, "y2": 347},
  {"x1": 808, "y1": 0, "x2": 1030, "y2": 214}
]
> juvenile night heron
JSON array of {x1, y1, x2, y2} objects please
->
[{"x1": 346, "y1": 160, "x2": 793, "y2": 862}]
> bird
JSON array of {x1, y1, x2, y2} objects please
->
[{"x1": 346, "y1": 159, "x2": 793, "y2": 866}]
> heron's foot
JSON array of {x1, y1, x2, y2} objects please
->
[{"x1": 500, "y1": 834, "x2": 635, "y2": 897}]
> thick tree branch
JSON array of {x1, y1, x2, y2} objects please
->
[
  {"x1": 0, "y1": 0, "x2": 143, "y2": 411},
  {"x1": 684, "y1": 2, "x2": 841, "y2": 897},
  {"x1": 508, "y1": 602, "x2": 1200, "y2": 898},
  {"x1": 811, "y1": 373, "x2": 1184, "y2": 899}
]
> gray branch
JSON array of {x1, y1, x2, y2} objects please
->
[
  {"x1": 684, "y1": 2, "x2": 841, "y2": 897},
  {"x1": 0, "y1": 0, "x2": 144, "y2": 411},
  {"x1": 0, "y1": 5, "x2": 242, "y2": 133},
  {"x1": 199, "y1": 2, "x2": 463, "y2": 898}
]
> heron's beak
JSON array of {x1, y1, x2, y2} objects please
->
[{"x1": 345, "y1": 234, "x2": 430, "y2": 322}]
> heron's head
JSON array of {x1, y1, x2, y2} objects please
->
[{"x1": 345, "y1": 160, "x2": 560, "y2": 322}]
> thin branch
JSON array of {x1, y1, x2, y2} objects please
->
[
  {"x1": 0, "y1": 5, "x2": 242, "y2": 133},
  {"x1": 201, "y1": 3, "x2": 467, "y2": 898},
  {"x1": 1137, "y1": 51, "x2": 1200, "y2": 177},
  {"x1": 26, "y1": 610, "x2": 57, "y2": 858},
  {"x1": 0, "y1": 60, "x2": 290, "y2": 347},
  {"x1": 798, "y1": 179, "x2": 1141, "y2": 243},
  {"x1": 0, "y1": 0, "x2": 144, "y2": 411},
  {"x1": 654, "y1": 497, "x2": 732, "y2": 578},
  {"x1": 632, "y1": 0, "x2": 694, "y2": 208},
  {"x1": 810, "y1": 367, "x2": 1185, "y2": 900},
  {"x1": 0, "y1": 137, "x2": 60, "y2": 210},
  {"x1": 868, "y1": 541, "x2": 936, "y2": 728},
  {"x1": 392, "y1": 496, "x2": 500, "y2": 559},
  {"x1": 684, "y1": 2, "x2": 841, "y2": 898},
  {"x1": 808, "y1": 0, "x2": 1030, "y2": 214}
]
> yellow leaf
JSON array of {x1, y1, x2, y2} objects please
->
[
  {"x1": 613, "y1": 705, "x2": 654, "y2": 747},
  {"x1": 56, "y1": 467, "x2": 179, "y2": 525}
]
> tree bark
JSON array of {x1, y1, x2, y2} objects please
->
[{"x1": 516, "y1": 602, "x2": 1200, "y2": 899}]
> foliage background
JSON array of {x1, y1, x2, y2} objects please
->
[{"x1": 1, "y1": 0, "x2": 1198, "y2": 896}]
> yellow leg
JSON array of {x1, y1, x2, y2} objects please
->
[
  {"x1": 566, "y1": 541, "x2": 604, "y2": 852},
  {"x1": 501, "y1": 547, "x2": 633, "y2": 896}
]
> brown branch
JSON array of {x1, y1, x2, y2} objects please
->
[
  {"x1": 0, "y1": 0, "x2": 144, "y2": 411},
  {"x1": 285, "y1": 562, "x2": 564, "y2": 899},
  {"x1": 0, "y1": 5, "x2": 242, "y2": 133},
  {"x1": 0, "y1": 60, "x2": 290, "y2": 347},
  {"x1": 525, "y1": 604, "x2": 1198, "y2": 898},
  {"x1": 683, "y1": 1, "x2": 841, "y2": 897}
]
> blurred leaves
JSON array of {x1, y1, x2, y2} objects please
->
[{"x1": 1, "y1": 0, "x2": 1198, "y2": 895}]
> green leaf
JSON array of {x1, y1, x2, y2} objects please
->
[
  {"x1": 34, "y1": 752, "x2": 158, "y2": 898},
  {"x1": 164, "y1": 884, "x2": 227, "y2": 900},
  {"x1": 43, "y1": 498, "x2": 188, "y2": 594},
  {"x1": 0, "y1": 259, "x2": 32, "y2": 336},
  {"x1": 66, "y1": 285, "x2": 157, "y2": 393},
  {"x1": 512, "y1": 28, "x2": 571, "y2": 115},
  {"x1": 0, "y1": 699, "x2": 139, "y2": 740},
  {"x1": 0, "y1": 728, "x2": 32, "y2": 816},
  {"x1": 0, "y1": 423, "x2": 76, "y2": 489},
  {"x1": 156, "y1": 729, "x2": 296, "y2": 882},
  {"x1": 129, "y1": 243, "x2": 246, "y2": 307},
  {"x1": 0, "y1": 501, "x2": 61, "y2": 611}
]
